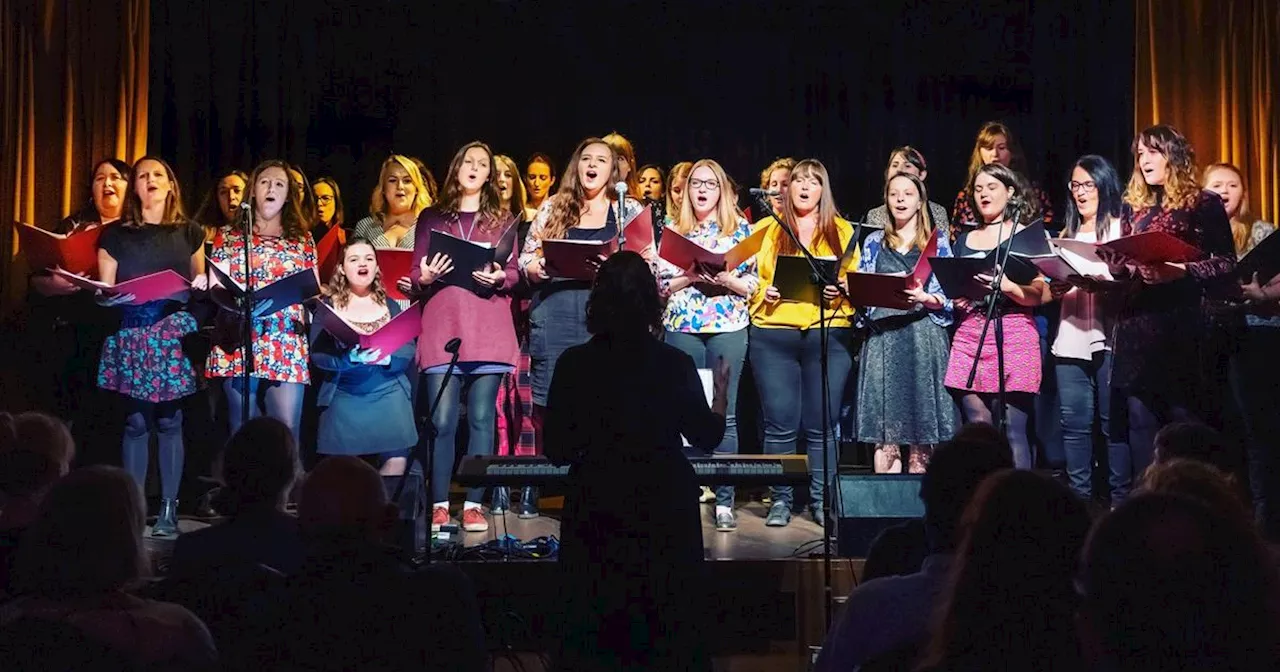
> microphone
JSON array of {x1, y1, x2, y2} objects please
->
[
  {"x1": 749, "y1": 188, "x2": 780, "y2": 198},
  {"x1": 444, "y1": 337, "x2": 462, "y2": 354},
  {"x1": 614, "y1": 182, "x2": 628, "y2": 248},
  {"x1": 239, "y1": 201, "x2": 252, "y2": 212},
  {"x1": 614, "y1": 182, "x2": 628, "y2": 198}
]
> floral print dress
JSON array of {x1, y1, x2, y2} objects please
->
[{"x1": 205, "y1": 227, "x2": 316, "y2": 384}]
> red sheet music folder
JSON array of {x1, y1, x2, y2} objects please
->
[
  {"x1": 315, "y1": 226, "x2": 347, "y2": 284},
  {"x1": 18, "y1": 222, "x2": 105, "y2": 276},
  {"x1": 52, "y1": 268, "x2": 189, "y2": 304},
  {"x1": 657, "y1": 225, "x2": 768, "y2": 272},
  {"x1": 315, "y1": 302, "x2": 424, "y2": 354},
  {"x1": 1101, "y1": 231, "x2": 1201, "y2": 264},
  {"x1": 844, "y1": 234, "x2": 938, "y2": 309},
  {"x1": 375, "y1": 248, "x2": 414, "y2": 300},
  {"x1": 621, "y1": 206, "x2": 654, "y2": 253},
  {"x1": 542, "y1": 239, "x2": 618, "y2": 281}
]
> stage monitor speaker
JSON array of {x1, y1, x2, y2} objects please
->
[{"x1": 836, "y1": 474, "x2": 924, "y2": 558}]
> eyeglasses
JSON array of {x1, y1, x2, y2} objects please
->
[
  {"x1": 1068, "y1": 181, "x2": 1097, "y2": 193},
  {"x1": 688, "y1": 178, "x2": 720, "y2": 190},
  {"x1": 316, "y1": 195, "x2": 334, "y2": 204}
]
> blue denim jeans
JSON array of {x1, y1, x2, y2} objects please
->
[
  {"x1": 423, "y1": 372, "x2": 502, "y2": 503},
  {"x1": 665, "y1": 329, "x2": 748, "y2": 508},
  {"x1": 748, "y1": 326, "x2": 854, "y2": 508},
  {"x1": 1055, "y1": 350, "x2": 1131, "y2": 504}
]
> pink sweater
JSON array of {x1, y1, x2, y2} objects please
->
[{"x1": 411, "y1": 207, "x2": 520, "y2": 370}]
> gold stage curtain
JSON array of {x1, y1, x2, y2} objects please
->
[
  {"x1": 0, "y1": 0, "x2": 148, "y2": 313},
  {"x1": 1136, "y1": 0, "x2": 1280, "y2": 223}
]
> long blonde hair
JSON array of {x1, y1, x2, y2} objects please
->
[
  {"x1": 324, "y1": 237, "x2": 388, "y2": 309},
  {"x1": 673, "y1": 159, "x2": 739, "y2": 238},
  {"x1": 665, "y1": 161, "x2": 692, "y2": 218},
  {"x1": 369, "y1": 154, "x2": 433, "y2": 222},
  {"x1": 1202, "y1": 162, "x2": 1252, "y2": 254},
  {"x1": 776, "y1": 159, "x2": 842, "y2": 257},
  {"x1": 882, "y1": 172, "x2": 934, "y2": 252},
  {"x1": 1123, "y1": 125, "x2": 1201, "y2": 212},
  {"x1": 541, "y1": 138, "x2": 622, "y2": 241}
]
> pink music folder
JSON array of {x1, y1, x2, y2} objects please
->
[
  {"x1": 844, "y1": 233, "x2": 938, "y2": 309},
  {"x1": 314, "y1": 302, "x2": 424, "y2": 354},
  {"x1": 621, "y1": 206, "x2": 654, "y2": 253},
  {"x1": 542, "y1": 239, "x2": 618, "y2": 281},
  {"x1": 53, "y1": 268, "x2": 190, "y2": 304},
  {"x1": 658, "y1": 225, "x2": 768, "y2": 272},
  {"x1": 1101, "y1": 231, "x2": 1201, "y2": 265},
  {"x1": 377, "y1": 248, "x2": 414, "y2": 300},
  {"x1": 18, "y1": 221, "x2": 106, "y2": 276}
]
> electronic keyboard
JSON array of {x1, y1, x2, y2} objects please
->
[{"x1": 454, "y1": 455, "x2": 810, "y2": 487}]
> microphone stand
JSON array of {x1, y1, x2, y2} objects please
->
[
  {"x1": 751, "y1": 192, "x2": 862, "y2": 629},
  {"x1": 963, "y1": 206, "x2": 1021, "y2": 437},
  {"x1": 399, "y1": 345, "x2": 461, "y2": 564},
  {"x1": 240, "y1": 204, "x2": 255, "y2": 424}
]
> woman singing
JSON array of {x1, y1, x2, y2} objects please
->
[
  {"x1": 523, "y1": 153, "x2": 557, "y2": 213},
  {"x1": 206, "y1": 160, "x2": 317, "y2": 443},
  {"x1": 95, "y1": 156, "x2": 206, "y2": 537},
  {"x1": 952, "y1": 122, "x2": 1054, "y2": 230},
  {"x1": 193, "y1": 170, "x2": 248, "y2": 239},
  {"x1": 411, "y1": 142, "x2": 519, "y2": 533},
  {"x1": 519, "y1": 137, "x2": 645, "y2": 443},
  {"x1": 758, "y1": 157, "x2": 795, "y2": 217},
  {"x1": 311, "y1": 238, "x2": 417, "y2": 474},
  {"x1": 862, "y1": 147, "x2": 951, "y2": 236},
  {"x1": 1206, "y1": 161, "x2": 1280, "y2": 535},
  {"x1": 748, "y1": 159, "x2": 860, "y2": 528},
  {"x1": 545, "y1": 251, "x2": 728, "y2": 672},
  {"x1": 603, "y1": 131, "x2": 639, "y2": 196},
  {"x1": 1104, "y1": 125, "x2": 1236, "y2": 476},
  {"x1": 495, "y1": 154, "x2": 536, "y2": 223},
  {"x1": 1049, "y1": 155, "x2": 1130, "y2": 505},
  {"x1": 658, "y1": 159, "x2": 758, "y2": 531},
  {"x1": 665, "y1": 161, "x2": 692, "y2": 223},
  {"x1": 855, "y1": 172, "x2": 958, "y2": 474},
  {"x1": 311, "y1": 176, "x2": 346, "y2": 241},
  {"x1": 27, "y1": 159, "x2": 130, "y2": 461},
  {"x1": 352, "y1": 154, "x2": 431, "y2": 252},
  {"x1": 943, "y1": 163, "x2": 1050, "y2": 470}
]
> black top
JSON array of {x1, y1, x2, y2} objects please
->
[{"x1": 98, "y1": 221, "x2": 204, "y2": 282}]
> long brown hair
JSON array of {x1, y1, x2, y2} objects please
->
[
  {"x1": 776, "y1": 159, "x2": 842, "y2": 257},
  {"x1": 960, "y1": 122, "x2": 1029, "y2": 200},
  {"x1": 324, "y1": 237, "x2": 388, "y2": 309},
  {"x1": 1202, "y1": 162, "x2": 1252, "y2": 254},
  {"x1": 1123, "y1": 124, "x2": 1201, "y2": 212},
  {"x1": 882, "y1": 172, "x2": 934, "y2": 252},
  {"x1": 603, "y1": 131, "x2": 639, "y2": 196},
  {"x1": 967, "y1": 163, "x2": 1041, "y2": 225},
  {"x1": 541, "y1": 138, "x2": 622, "y2": 241},
  {"x1": 495, "y1": 154, "x2": 529, "y2": 218},
  {"x1": 674, "y1": 159, "x2": 740, "y2": 238},
  {"x1": 125, "y1": 156, "x2": 186, "y2": 225},
  {"x1": 312, "y1": 176, "x2": 345, "y2": 229},
  {"x1": 436, "y1": 141, "x2": 507, "y2": 232},
  {"x1": 193, "y1": 169, "x2": 248, "y2": 229},
  {"x1": 248, "y1": 160, "x2": 309, "y2": 241}
]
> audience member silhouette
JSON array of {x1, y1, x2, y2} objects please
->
[
  {"x1": 1077, "y1": 493, "x2": 1280, "y2": 671},
  {"x1": 1, "y1": 465, "x2": 217, "y2": 669},
  {"x1": 0, "y1": 411, "x2": 74, "y2": 594},
  {"x1": 918, "y1": 470, "x2": 1091, "y2": 672},
  {"x1": 816, "y1": 422, "x2": 1013, "y2": 672},
  {"x1": 169, "y1": 417, "x2": 303, "y2": 576},
  {"x1": 251, "y1": 456, "x2": 484, "y2": 672},
  {"x1": 544, "y1": 251, "x2": 728, "y2": 672}
]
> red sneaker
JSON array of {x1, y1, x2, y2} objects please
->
[
  {"x1": 462, "y1": 507, "x2": 489, "y2": 532},
  {"x1": 431, "y1": 506, "x2": 450, "y2": 531}
]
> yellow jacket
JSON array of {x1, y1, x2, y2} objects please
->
[{"x1": 749, "y1": 216, "x2": 861, "y2": 330}]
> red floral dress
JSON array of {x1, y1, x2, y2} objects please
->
[{"x1": 205, "y1": 228, "x2": 316, "y2": 383}]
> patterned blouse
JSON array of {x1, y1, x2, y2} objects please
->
[
  {"x1": 206, "y1": 227, "x2": 317, "y2": 384},
  {"x1": 657, "y1": 217, "x2": 759, "y2": 333},
  {"x1": 1242, "y1": 220, "x2": 1279, "y2": 328},
  {"x1": 856, "y1": 227, "x2": 955, "y2": 327}
]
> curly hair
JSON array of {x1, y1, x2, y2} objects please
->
[
  {"x1": 324, "y1": 237, "x2": 388, "y2": 309},
  {"x1": 967, "y1": 163, "x2": 1041, "y2": 225},
  {"x1": 542, "y1": 138, "x2": 622, "y2": 241},
  {"x1": 586, "y1": 251, "x2": 662, "y2": 337},
  {"x1": 1123, "y1": 124, "x2": 1201, "y2": 212},
  {"x1": 247, "y1": 160, "x2": 310, "y2": 241}
]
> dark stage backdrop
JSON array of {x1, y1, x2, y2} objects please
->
[{"x1": 151, "y1": 0, "x2": 1134, "y2": 226}]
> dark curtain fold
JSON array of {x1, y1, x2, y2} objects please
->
[
  {"x1": 1136, "y1": 0, "x2": 1279, "y2": 222},
  {"x1": 150, "y1": 0, "x2": 1133, "y2": 229}
]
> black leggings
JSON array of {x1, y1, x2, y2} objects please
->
[
  {"x1": 122, "y1": 399, "x2": 185, "y2": 499},
  {"x1": 955, "y1": 392, "x2": 1035, "y2": 469}
]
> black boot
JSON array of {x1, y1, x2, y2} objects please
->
[
  {"x1": 382, "y1": 474, "x2": 426, "y2": 555},
  {"x1": 491, "y1": 486, "x2": 511, "y2": 515},
  {"x1": 151, "y1": 498, "x2": 180, "y2": 538},
  {"x1": 517, "y1": 486, "x2": 540, "y2": 519}
]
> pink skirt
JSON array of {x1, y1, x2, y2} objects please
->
[{"x1": 944, "y1": 308, "x2": 1041, "y2": 394}]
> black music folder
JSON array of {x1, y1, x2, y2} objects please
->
[
  {"x1": 210, "y1": 261, "x2": 320, "y2": 316},
  {"x1": 1238, "y1": 231, "x2": 1280, "y2": 284},
  {"x1": 428, "y1": 230, "x2": 499, "y2": 295}
]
